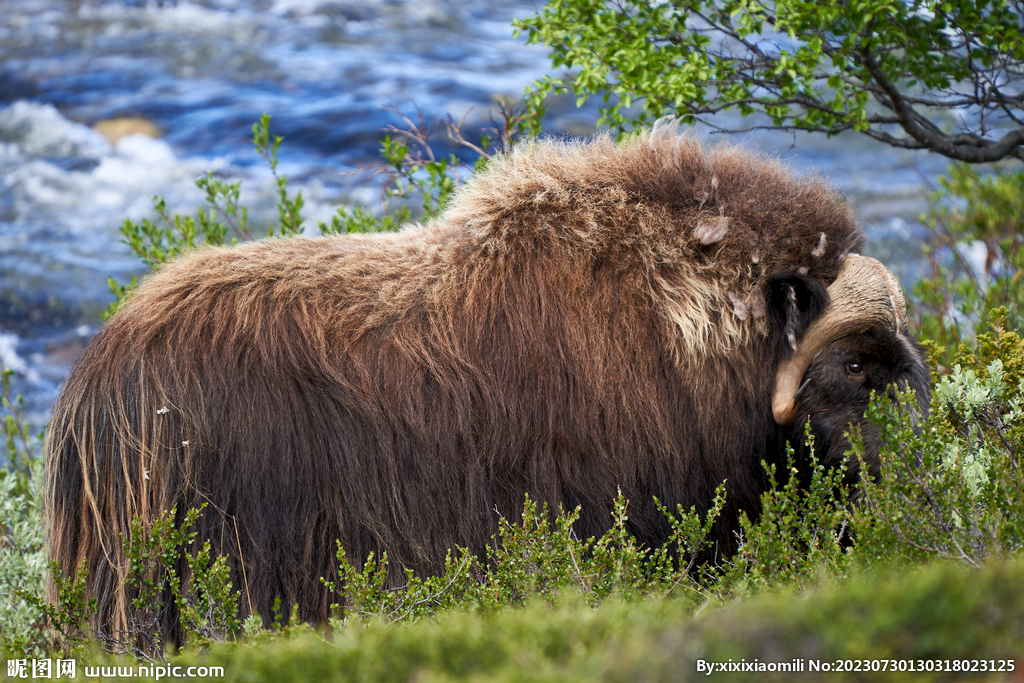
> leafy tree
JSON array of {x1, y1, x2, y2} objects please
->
[{"x1": 516, "y1": 0, "x2": 1024, "y2": 162}]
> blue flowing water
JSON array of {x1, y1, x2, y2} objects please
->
[{"x1": 0, "y1": 0, "x2": 955, "y2": 428}]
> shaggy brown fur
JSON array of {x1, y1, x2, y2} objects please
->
[{"x1": 45, "y1": 126, "x2": 924, "y2": 646}]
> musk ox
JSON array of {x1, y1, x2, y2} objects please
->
[{"x1": 46, "y1": 121, "x2": 929, "y2": 644}]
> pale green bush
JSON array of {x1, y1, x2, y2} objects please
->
[{"x1": 0, "y1": 370, "x2": 48, "y2": 657}]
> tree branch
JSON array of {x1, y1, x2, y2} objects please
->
[{"x1": 860, "y1": 47, "x2": 1024, "y2": 162}]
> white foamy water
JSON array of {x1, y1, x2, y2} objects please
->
[
  {"x1": 0, "y1": 331, "x2": 29, "y2": 376},
  {"x1": 1, "y1": 101, "x2": 221, "y2": 318}
]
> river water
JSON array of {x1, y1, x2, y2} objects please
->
[{"x1": 0, "y1": 0, "x2": 957, "y2": 429}]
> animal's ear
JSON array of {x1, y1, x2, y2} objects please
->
[{"x1": 764, "y1": 274, "x2": 830, "y2": 360}]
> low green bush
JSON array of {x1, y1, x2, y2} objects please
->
[
  {"x1": 853, "y1": 310, "x2": 1024, "y2": 569},
  {"x1": 170, "y1": 559, "x2": 1024, "y2": 683},
  {"x1": 0, "y1": 369, "x2": 49, "y2": 659}
]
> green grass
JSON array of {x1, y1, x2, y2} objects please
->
[{"x1": 166, "y1": 559, "x2": 1022, "y2": 683}]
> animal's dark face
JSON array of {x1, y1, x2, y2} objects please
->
[
  {"x1": 796, "y1": 327, "x2": 930, "y2": 482},
  {"x1": 766, "y1": 271, "x2": 930, "y2": 486}
]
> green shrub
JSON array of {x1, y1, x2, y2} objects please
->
[
  {"x1": 327, "y1": 491, "x2": 713, "y2": 627},
  {"x1": 0, "y1": 369, "x2": 48, "y2": 658},
  {"x1": 912, "y1": 163, "x2": 1024, "y2": 370},
  {"x1": 171, "y1": 559, "x2": 1024, "y2": 683},
  {"x1": 116, "y1": 505, "x2": 240, "y2": 655},
  {"x1": 723, "y1": 431, "x2": 855, "y2": 597},
  {"x1": 853, "y1": 310, "x2": 1024, "y2": 569}
]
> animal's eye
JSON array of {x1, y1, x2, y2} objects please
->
[{"x1": 845, "y1": 362, "x2": 864, "y2": 376}]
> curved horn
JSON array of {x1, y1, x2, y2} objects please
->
[{"x1": 772, "y1": 255, "x2": 909, "y2": 426}]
